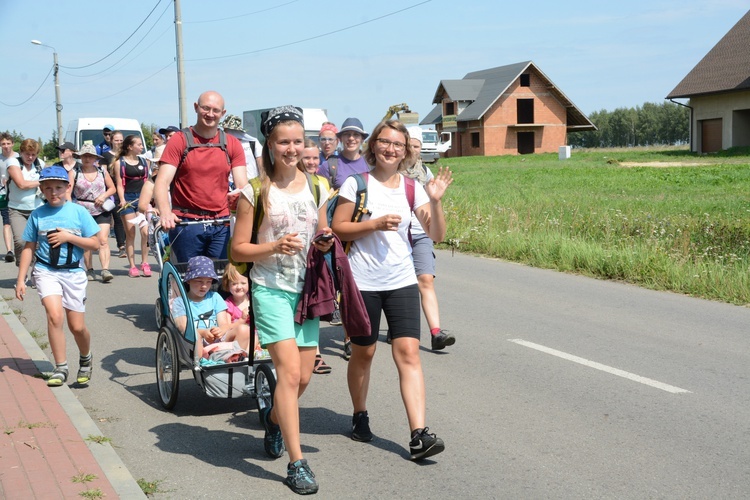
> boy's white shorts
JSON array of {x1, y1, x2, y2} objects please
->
[{"x1": 34, "y1": 267, "x2": 88, "y2": 312}]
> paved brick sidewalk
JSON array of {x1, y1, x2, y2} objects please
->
[{"x1": 0, "y1": 305, "x2": 143, "y2": 499}]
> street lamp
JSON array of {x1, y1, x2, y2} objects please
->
[{"x1": 31, "y1": 40, "x2": 64, "y2": 146}]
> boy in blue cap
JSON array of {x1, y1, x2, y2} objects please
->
[{"x1": 15, "y1": 166, "x2": 101, "y2": 387}]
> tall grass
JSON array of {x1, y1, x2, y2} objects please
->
[{"x1": 439, "y1": 148, "x2": 750, "y2": 304}]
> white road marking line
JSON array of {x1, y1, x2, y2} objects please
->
[{"x1": 508, "y1": 339, "x2": 691, "y2": 394}]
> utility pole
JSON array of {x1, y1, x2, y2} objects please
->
[
  {"x1": 174, "y1": 0, "x2": 188, "y2": 128},
  {"x1": 31, "y1": 40, "x2": 63, "y2": 145}
]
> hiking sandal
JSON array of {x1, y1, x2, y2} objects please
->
[
  {"x1": 313, "y1": 354, "x2": 331, "y2": 374},
  {"x1": 47, "y1": 367, "x2": 69, "y2": 387},
  {"x1": 77, "y1": 355, "x2": 93, "y2": 384}
]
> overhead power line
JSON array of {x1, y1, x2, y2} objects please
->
[
  {"x1": 61, "y1": 0, "x2": 166, "y2": 70},
  {"x1": 186, "y1": 0, "x2": 432, "y2": 62},
  {"x1": 66, "y1": 60, "x2": 175, "y2": 105},
  {"x1": 185, "y1": 0, "x2": 300, "y2": 24},
  {"x1": 0, "y1": 64, "x2": 54, "y2": 107}
]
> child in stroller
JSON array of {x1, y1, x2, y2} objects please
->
[{"x1": 172, "y1": 256, "x2": 250, "y2": 360}]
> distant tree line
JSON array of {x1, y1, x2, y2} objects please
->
[{"x1": 568, "y1": 101, "x2": 689, "y2": 148}]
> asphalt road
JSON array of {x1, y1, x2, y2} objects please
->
[{"x1": 3, "y1": 243, "x2": 750, "y2": 499}]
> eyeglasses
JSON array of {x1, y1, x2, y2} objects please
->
[
  {"x1": 319, "y1": 137, "x2": 337, "y2": 143},
  {"x1": 198, "y1": 104, "x2": 223, "y2": 115},
  {"x1": 375, "y1": 138, "x2": 406, "y2": 151}
]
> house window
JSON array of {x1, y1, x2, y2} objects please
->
[
  {"x1": 471, "y1": 132, "x2": 480, "y2": 148},
  {"x1": 520, "y1": 74, "x2": 530, "y2": 87},
  {"x1": 445, "y1": 102, "x2": 455, "y2": 115},
  {"x1": 517, "y1": 99, "x2": 534, "y2": 124}
]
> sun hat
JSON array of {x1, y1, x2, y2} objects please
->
[
  {"x1": 57, "y1": 141, "x2": 76, "y2": 151},
  {"x1": 407, "y1": 126, "x2": 422, "y2": 144},
  {"x1": 261, "y1": 105, "x2": 304, "y2": 138},
  {"x1": 184, "y1": 256, "x2": 219, "y2": 282},
  {"x1": 158, "y1": 125, "x2": 180, "y2": 135},
  {"x1": 152, "y1": 144, "x2": 166, "y2": 162},
  {"x1": 39, "y1": 165, "x2": 70, "y2": 183},
  {"x1": 220, "y1": 114, "x2": 244, "y2": 132},
  {"x1": 337, "y1": 117, "x2": 369, "y2": 140},
  {"x1": 74, "y1": 143, "x2": 104, "y2": 160}
]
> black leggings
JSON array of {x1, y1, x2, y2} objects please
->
[{"x1": 351, "y1": 284, "x2": 420, "y2": 346}]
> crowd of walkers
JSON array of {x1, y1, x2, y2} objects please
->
[{"x1": 3, "y1": 91, "x2": 457, "y2": 495}]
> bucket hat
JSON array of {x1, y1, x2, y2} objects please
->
[
  {"x1": 220, "y1": 114, "x2": 244, "y2": 132},
  {"x1": 75, "y1": 144, "x2": 104, "y2": 159},
  {"x1": 184, "y1": 256, "x2": 219, "y2": 282},
  {"x1": 337, "y1": 117, "x2": 368, "y2": 140}
]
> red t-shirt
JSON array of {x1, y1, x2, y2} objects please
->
[{"x1": 161, "y1": 127, "x2": 246, "y2": 217}]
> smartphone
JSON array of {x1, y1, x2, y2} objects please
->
[{"x1": 314, "y1": 233, "x2": 334, "y2": 243}]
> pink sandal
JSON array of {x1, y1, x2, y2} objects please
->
[{"x1": 141, "y1": 262, "x2": 152, "y2": 277}]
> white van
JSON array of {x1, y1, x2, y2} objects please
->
[
  {"x1": 64, "y1": 117, "x2": 146, "y2": 152},
  {"x1": 243, "y1": 108, "x2": 329, "y2": 145}
]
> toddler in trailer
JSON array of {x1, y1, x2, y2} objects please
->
[
  {"x1": 14, "y1": 166, "x2": 101, "y2": 387},
  {"x1": 221, "y1": 263, "x2": 266, "y2": 357},
  {"x1": 173, "y1": 256, "x2": 250, "y2": 359}
]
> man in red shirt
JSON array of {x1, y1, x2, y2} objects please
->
[{"x1": 155, "y1": 91, "x2": 247, "y2": 262}]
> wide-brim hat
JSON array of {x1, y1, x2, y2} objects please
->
[
  {"x1": 184, "y1": 256, "x2": 219, "y2": 282},
  {"x1": 39, "y1": 165, "x2": 70, "y2": 183},
  {"x1": 337, "y1": 117, "x2": 369, "y2": 140},
  {"x1": 220, "y1": 114, "x2": 244, "y2": 132},
  {"x1": 74, "y1": 143, "x2": 104, "y2": 159}
]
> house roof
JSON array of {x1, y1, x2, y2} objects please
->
[
  {"x1": 420, "y1": 61, "x2": 595, "y2": 130},
  {"x1": 667, "y1": 10, "x2": 750, "y2": 99}
]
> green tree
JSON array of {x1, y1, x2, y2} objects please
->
[
  {"x1": 41, "y1": 130, "x2": 59, "y2": 160},
  {"x1": 141, "y1": 122, "x2": 159, "y2": 150}
]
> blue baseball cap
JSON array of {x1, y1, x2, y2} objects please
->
[
  {"x1": 39, "y1": 166, "x2": 70, "y2": 183},
  {"x1": 103, "y1": 124, "x2": 116, "y2": 132}
]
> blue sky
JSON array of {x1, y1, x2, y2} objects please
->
[{"x1": 1, "y1": 0, "x2": 747, "y2": 144}]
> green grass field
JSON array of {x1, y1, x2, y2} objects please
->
[{"x1": 437, "y1": 146, "x2": 750, "y2": 305}]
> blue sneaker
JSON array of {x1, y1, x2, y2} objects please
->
[
  {"x1": 285, "y1": 459, "x2": 318, "y2": 495},
  {"x1": 260, "y1": 406, "x2": 285, "y2": 458}
]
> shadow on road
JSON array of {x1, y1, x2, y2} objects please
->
[{"x1": 106, "y1": 302, "x2": 157, "y2": 332}]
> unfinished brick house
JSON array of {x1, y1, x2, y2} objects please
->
[
  {"x1": 666, "y1": 10, "x2": 750, "y2": 153},
  {"x1": 421, "y1": 61, "x2": 595, "y2": 156}
]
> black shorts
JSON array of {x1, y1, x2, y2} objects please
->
[
  {"x1": 351, "y1": 284, "x2": 420, "y2": 346},
  {"x1": 92, "y1": 211, "x2": 112, "y2": 225}
]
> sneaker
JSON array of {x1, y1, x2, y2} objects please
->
[
  {"x1": 128, "y1": 267, "x2": 140, "y2": 278},
  {"x1": 342, "y1": 339, "x2": 351, "y2": 361},
  {"x1": 285, "y1": 459, "x2": 318, "y2": 495},
  {"x1": 118, "y1": 246, "x2": 126, "y2": 258},
  {"x1": 431, "y1": 330, "x2": 456, "y2": 351},
  {"x1": 329, "y1": 308, "x2": 342, "y2": 326},
  {"x1": 141, "y1": 262, "x2": 152, "y2": 277},
  {"x1": 86, "y1": 268, "x2": 95, "y2": 281},
  {"x1": 101, "y1": 269, "x2": 114, "y2": 283},
  {"x1": 4, "y1": 251, "x2": 14, "y2": 263},
  {"x1": 260, "y1": 406, "x2": 285, "y2": 458},
  {"x1": 77, "y1": 354, "x2": 93, "y2": 385},
  {"x1": 409, "y1": 427, "x2": 445, "y2": 460},
  {"x1": 351, "y1": 411, "x2": 373, "y2": 442}
]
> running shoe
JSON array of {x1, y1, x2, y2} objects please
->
[
  {"x1": 128, "y1": 267, "x2": 139, "y2": 278},
  {"x1": 118, "y1": 246, "x2": 126, "y2": 258},
  {"x1": 329, "y1": 308, "x2": 342, "y2": 326},
  {"x1": 431, "y1": 330, "x2": 456, "y2": 351},
  {"x1": 260, "y1": 406, "x2": 285, "y2": 458},
  {"x1": 141, "y1": 262, "x2": 152, "y2": 277},
  {"x1": 409, "y1": 427, "x2": 445, "y2": 460},
  {"x1": 5, "y1": 251, "x2": 14, "y2": 263},
  {"x1": 101, "y1": 269, "x2": 114, "y2": 283},
  {"x1": 342, "y1": 339, "x2": 351, "y2": 361},
  {"x1": 86, "y1": 268, "x2": 95, "y2": 281},
  {"x1": 285, "y1": 459, "x2": 318, "y2": 495},
  {"x1": 351, "y1": 411, "x2": 373, "y2": 442}
]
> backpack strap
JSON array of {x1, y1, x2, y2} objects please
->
[
  {"x1": 328, "y1": 156, "x2": 339, "y2": 188},
  {"x1": 343, "y1": 172, "x2": 370, "y2": 254},
  {"x1": 404, "y1": 176, "x2": 415, "y2": 212},
  {"x1": 176, "y1": 128, "x2": 232, "y2": 172}
]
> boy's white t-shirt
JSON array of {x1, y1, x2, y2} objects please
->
[
  {"x1": 242, "y1": 181, "x2": 327, "y2": 294},
  {"x1": 339, "y1": 173, "x2": 429, "y2": 291}
]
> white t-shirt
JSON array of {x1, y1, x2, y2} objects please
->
[
  {"x1": 339, "y1": 173, "x2": 429, "y2": 291},
  {"x1": 242, "y1": 180, "x2": 327, "y2": 294},
  {"x1": 7, "y1": 158, "x2": 45, "y2": 211}
]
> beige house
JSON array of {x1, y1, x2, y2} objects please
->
[
  {"x1": 421, "y1": 61, "x2": 595, "y2": 156},
  {"x1": 667, "y1": 10, "x2": 750, "y2": 153}
]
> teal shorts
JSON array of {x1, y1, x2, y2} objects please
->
[{"x1": 252, "y1": 282, "x2": 319, "y2": 348}]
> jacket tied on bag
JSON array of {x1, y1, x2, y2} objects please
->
[{"x1": 295, "y1": 231, "x2": 370, "y2": 336}]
